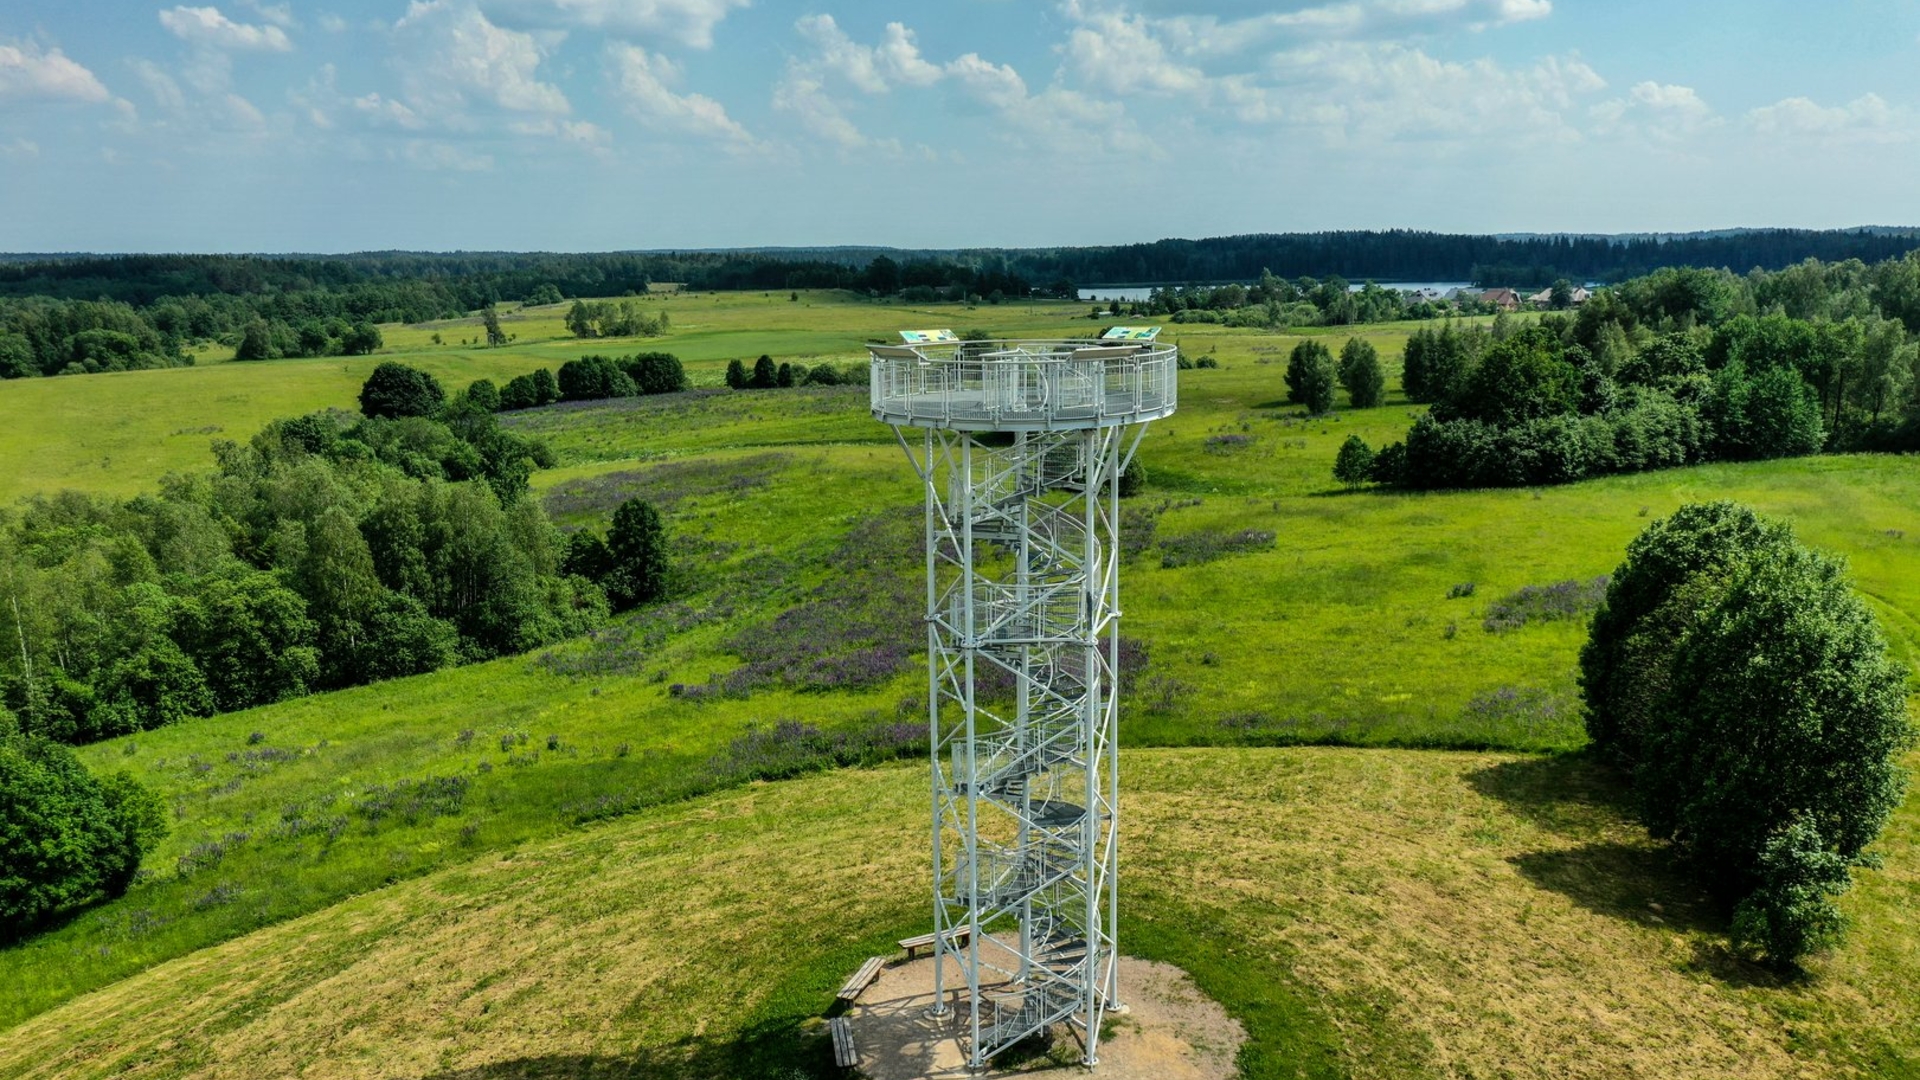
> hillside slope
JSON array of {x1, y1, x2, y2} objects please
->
[{"x1": 6, "y1": 747, "x2": 1918, "y2": 1080}]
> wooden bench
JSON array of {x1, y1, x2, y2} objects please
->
[
  {"x1": 837, "y1": 956, "x2": 885, "y2": 1004},
  {"x1": 828, "y1": 1015, "x2": 858, "y2": 1069},
  {"x1": 897, "y1": 925, "x2": 972, "y2": 960}
]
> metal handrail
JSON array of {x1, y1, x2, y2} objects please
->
[{"x1": 869, "y1": 339, "x2": 1178, "y2": 431}]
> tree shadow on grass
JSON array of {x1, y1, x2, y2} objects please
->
[
  {"x1": 1466, "y1": 754, "x2": 1735, "y2": 943},
  {"x1": 415, "y1": 1014, "x2": 832, "y2": 1080}
]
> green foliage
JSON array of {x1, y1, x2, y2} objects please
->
[
  {"x1": 724, "y1": 358, "x2": 748, "y2": 389},
  {"x1": 1730, "y1": 816, "x2": 1852, "y2": 965},
  {"x1": 1445, "y1": 327, "x2": 1581, "y2": 426},
  {"x1": 557, "y1": 356, "x2": 637, "y2": 402},
  {"x1": 499, "y1": 368, "x2": 558, "y2": 411},
  {"x1": 1333, "y1": 435, "x2": 1376, "y2": 487},
  {"x1": 562, "y1": 299, "x2": 670, "y2": 339},
  {"x1": 750, "y1": 354, "x2": 778, "y2": 390},
  {"x1": 0, "y1": 730, "x2": 166, "y2": 932},
  {"x1": 1284, "y1": 340, "x2": 1331, "y2": 406},
  {"x1": 358, "y1": 362, "x2": 447, "y2": 420},
  {"x1": 481, "y1": 304, "x2": 507, "y2": 348},
  {"x1": 1338, "y1": 337, "x2": 1385, "y2": 408},
  {"x1": 604, "y1": 498, "x2": 668, "y2": 611},
  {"x1": 234, "y1": 318, "x2": 274, "y2": 361},
  {"x1": 1580, "y1": 501, "x2": 1791, "y2": 767},
  {"x1": 1400, "y1": 323, "x2": 1479, "y2": 404},
  {"x1": 1582, "y1": 503, "x2": 1916, "y2": 965},
  {"x1": 463, "y1": 378, "x2": 501, "y2": 412}
]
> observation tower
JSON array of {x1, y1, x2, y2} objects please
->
[{"x1": 869, "y1": 328, "x2": 1177, "y2": 1069}]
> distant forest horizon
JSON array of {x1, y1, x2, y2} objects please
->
[{"x1": 4, "y1": 227, "x2": 1920, "y2": 307}]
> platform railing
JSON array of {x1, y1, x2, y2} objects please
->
[{"x1": 869, "y1": 340, "x2": 1178, "y2": 430}]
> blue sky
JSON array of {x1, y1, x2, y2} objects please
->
[{"x1": 2, "y1": 0, "x2": 1917, "y2": 252}]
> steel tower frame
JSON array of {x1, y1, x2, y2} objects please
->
[{"x1": 870, "y1": 339, "x2": 1175, "y2": 1070}]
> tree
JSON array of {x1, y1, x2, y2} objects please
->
[
  {"x1": 557, "y1": 356, "x2": 636, "y2": 402},
  {"x1": 481, "y1": 304, "x2": 507, "y2": 348},
  {"x1": 725, "y1": 359, "x2": 748, "y2": 390},
  {"x1": 464, "y1": 378, "x2": 501, "y2": 413},
  {"x1": 234, "y1": 318, "x2": 275, "y2": 361},
  {"x1": 358, "y1": 362, "x2": 447, "y2": 419},
  {"x1": 0, "y1": 728, "x2": 166, "y2": 933},
  {"x1": 1447, "y1": 328, "x2": 1579, "y2": 426},
  {"x1": 751, "y1": 354, "x2": 778, "y2": 389},
  {"x1": 566, "y1": 301, "x2": 595, "y2": 338},
  {"x1": 1338, "y1": 338, "x2": 1385, "y2": 408},
  {"x1": 1285, "y1": 340, "x2": 1333, "y2": 405},
  {"x1": 1333, "y1": 435, "x2": 1376, "y2": 486},
  {"x1": 339, "y1": 321, "x2": 382, "y2": 356},
  {"x1": 1582, "y1": 503, "x2": 1915, "y2": 966},
  {"x1": 1549, "y1": 279, "x2": 1575, "y2": 310},
  {"x1": 527, "y1": 283, "x2": 563, "y2": 306},
  {"x1": 776, "y1": 362, "x2": 796, "y2": 388},
  {"x1": 602, "y1": 499, "x2": 667, "y2": 610}
]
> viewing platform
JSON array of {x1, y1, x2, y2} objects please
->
[{"x1": 868, "y1": 334, "x2": 1178, "y2": 432}]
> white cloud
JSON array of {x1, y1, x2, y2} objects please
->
[
  {"x1": 353, "y1": 91, "x2": 427, "y2": 129},
  {"x1": 794, "y1": 15, "x2": 943, "y2": 94},
  {"x1": 130, "y1": 58, "x2": 188, "y2": 111},
  {"x1": 1063, "y1": 7, "x2": 1208, "y2": 96},
  {"x1": 772, "y1": 70, "x2": 869, "y2": 149},
  {"x1": 1747, "y1": 93, "x2": 1912, "y2": 144},
  {"x1": 1, "y1": 137, "x2": 39, "y2": 158},
  {"x1": 477, "y1": 0, "x2": 747, "y2": 48},
  {"x1": 1140, "y1": 0, "x2": 1552, "y2": 57},
  {"x1": 945, "y1": 53, "x2": 1027, "y2": 111},
  {"x1": 1590, "y1": 80, "x2": 1717, "y2": 144},
  {"x1": 507, "y1": 116, "x2": 610, "y2": 146},
  {"x1": 1256, "y1": 41, "x2": 1604, "y2": 142},
  {"x1": 319, "y1": 13, "x2": 349, "y2": 32},
  {"x1": 236, "y1": 0, "x2": 298, "y2": 28},
  {"x1": 393, "y1": 0, "x2": 570, "y2": 119},
  {"x1": 159, "y1": 6, "x2": 294, "y2": 51},
  {"x1": 608, "y1": 43, "x2": 751, "y2": 142},
  {"x1": 0, "y1": 40, "x2": 113, "y2": 103}
]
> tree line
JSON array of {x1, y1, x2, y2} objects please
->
[
  {"x1": 0, "y1": 363, "x2": 669, "y2": 747},
  {"x1": 1330, "y1": 257, "x2": 1920, "y2": 489}
]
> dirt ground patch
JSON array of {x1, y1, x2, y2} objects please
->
[{"x1": 849, "y1": 947, "x2": 1242, "y2": 1080}]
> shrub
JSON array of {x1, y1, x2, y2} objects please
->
[
  {"x1": 358, "y1": 362, "x2": 446, "y2": 419},
  {"x1": 1582, "y1": 502, "x2": 1915, "y2": 965},
  {"x1": 725, "y1": 358, "x2": 748, "y2": 389},
  {"x1": 1332, "y1": 435, "x2": 1375, "y2": 486},
  {"x1": 556, "y1": 356, "x2": 636, "y2": 402},
  {"x1": 464, "y1": 378, "x2": 501, "y2": 412},
  {"x1": 0, "y1": 729, "x2": 167, "y2": 933}
]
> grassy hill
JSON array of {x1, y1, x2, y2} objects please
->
[
  {"x1": 2, "y1": 293, "x2": 1918, "y2": 1076},
  {"x1": 4, "y1": 749, "x2": 1918, "y2": 1079}
]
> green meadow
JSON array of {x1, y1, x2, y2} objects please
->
[{"x1": 2, "y1": 293, "x2": 1917, "y2": 1078}]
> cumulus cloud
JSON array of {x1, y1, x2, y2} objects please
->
[
  {"x1": 1063, "y1": 7, "x2": 1207, "y2": 96},
  {"x1": 607, "y1": 43, "x2": 751, "y2": 142},
  {"x1": 1747, "y1": 93, "x2": 1912, "y2": 144},
  {"x1": 0, "y1": 40, "x2": 113, "y2": 103},
  {"x1": 393, "y1": 0, "x2": 570, "y2": 119},
  {"x1": 478, "y1": 0, "x2": 747, "y2": 48},
  {"x1": 159, "y1": 6, "x2": 294, "y2": 51},
  {"x1": 773, "y1": 15, "x2": 1152, "y2": 156},
  {"x1": 1590, "y1": 80, "x2": 1718, "y2": 143},
  {"x1": 793, "y1": 15, "x2": 943, "y2": 94}
]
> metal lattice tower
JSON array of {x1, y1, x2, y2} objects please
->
[{"x1": 870, "y1": 333, "x2": 1177, "y2": 1070}]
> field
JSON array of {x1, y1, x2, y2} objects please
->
[{"x1": 2, "y1": 293, "x2": 1917, "y2": 1078}]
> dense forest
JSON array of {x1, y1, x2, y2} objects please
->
[
  {"x1": 5, "y1": 228, "x2": 1920, "y2": 381},
  {"x1": 1333, "y1": 260, "x2": 1920, "y2": 490},
  {"x1": 0, "y1": 370, "x2": 668, "y2": 746}
]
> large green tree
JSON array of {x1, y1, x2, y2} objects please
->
[{"x1": 358, "y1": 362, "x2": 447, "y2": 419}]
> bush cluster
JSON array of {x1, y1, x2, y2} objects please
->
[
  {"x1": 1579, "y1": 502, "x2": 1915, "y2": 966},
  {"x1": 0, "y1": 722, "x2": 167, "y2": 932},
  {"x1": 0, "y1": 366, "x2": 654, "y2": 746}
]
